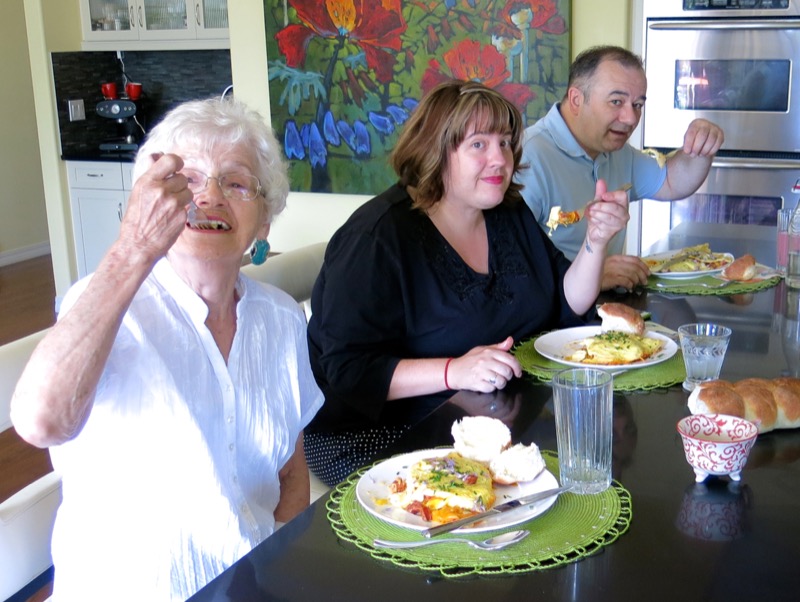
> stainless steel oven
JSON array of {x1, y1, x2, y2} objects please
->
[
  {"x1": 639, "y1": 157, "x2": 800, "y2": 257},
  {"x1": 635, "y1": 0, "x2": 800, "y2": 259},
  {"x1": 643, "y1": 0, "x2": 800, "y2": 153}
]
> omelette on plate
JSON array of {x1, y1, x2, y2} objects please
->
[
  {"x1": 566, "y1": 331, "x2": 664, "y2": 365},
  {"x1": 388, "y1": 452, "x2": 495, "y2": 524}
]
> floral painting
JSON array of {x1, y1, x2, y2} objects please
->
[{"x1": 264, "y1": 0, "x2": 570, "y2": 194}]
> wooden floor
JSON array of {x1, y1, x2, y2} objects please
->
[
  {"x1": 0, "y1": 255, "x2": 56, "y2": 601},
  {"x1": 0, "y1": 255, "x2": 57, "y2": 345}
]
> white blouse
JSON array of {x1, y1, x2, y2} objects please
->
[{"x1": 49, "y1": 259, "x2": 323, "y2": 601}]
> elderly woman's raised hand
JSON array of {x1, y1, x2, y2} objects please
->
[
  {"x1": 583, "y1": 179, "x2": 630, "y2": 252},
  {"x1": 118, "y1": 153, "x2": 194, "y2": 264}
]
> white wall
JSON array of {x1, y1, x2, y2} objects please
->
[
  {"x1": 0, "y1": 0, "x2": 49, "y2": 266},
  {"x1": 23, "y1": 0, "x2": 82, "y2": 297}
]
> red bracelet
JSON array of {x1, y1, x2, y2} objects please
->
[{"x1": 444, "y1": 357, "x2": 454, "y2": 390}]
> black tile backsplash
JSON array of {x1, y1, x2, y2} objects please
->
[{"x1": 52, "y1": 50, "x2": 232, "y2": 160}]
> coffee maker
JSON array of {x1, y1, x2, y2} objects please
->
[{"x1": 96, "y1": 99, "x2": 143, "y2": 152}]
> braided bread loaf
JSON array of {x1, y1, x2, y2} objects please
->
[{"x1": 688, "y1": 378, "x2": 800, "y2": 433}]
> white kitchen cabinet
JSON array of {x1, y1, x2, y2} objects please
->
[
  {"x1": 80, "y1": 0, "x2": 229, "y2": 51},
  {"x1": 66, "y1": 161, "x2": 133, "y2": 279}
]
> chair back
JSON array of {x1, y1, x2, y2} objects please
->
[
  {"x1": 0, "y1": 330, "x2": 47, "y2": 432},
  {"x1": 0, "y1": 329, "x2": 61, "y2": 601},
  {"x1": 240, "y1": 242, "x2": 327, "y2": 318}
]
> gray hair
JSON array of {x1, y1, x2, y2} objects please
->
[{"x1": 133, "y1": 97, "x2": 289, "y2": 221}]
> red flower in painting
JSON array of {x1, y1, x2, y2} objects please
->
[
  {"x1": 421, "y1": 40, "x2": 536, "y2": 112},
  {"x1": 275, "y1": 0, "x2": 407, "y2": 83},
  {"x1": 495, "y1": 0, "x2": 566, "y2": 39}
]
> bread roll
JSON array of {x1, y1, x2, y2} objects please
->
[
  {"x1": 687, "y1": 377, "x2": 800, "y2": 433},
  {"x1": 598, "y1": 302, "x2": 645, "y2": 336},
  {"x1": 451, "y1": 416, "x2": 511, "y2": 463},
  {"x1": 489, "y1": 443, "x2": 546, "y2": 485},
  {"x1": 721, "y1": 254, "x2": 757, "y2": 281}
]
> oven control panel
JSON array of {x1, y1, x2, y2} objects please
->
[{"x1": 684, "y1": 0, "x2": 790, "y2": 9}]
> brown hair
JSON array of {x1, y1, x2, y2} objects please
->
[
  {"x1": 390, "y1": 80, "x2": 525, "y2": 210},
  {"x1": 566, "y1": 45, "x2": 644, "y2": 101}
]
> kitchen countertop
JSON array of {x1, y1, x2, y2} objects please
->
[{"x1": 61, "y1": 145, "x2": 137, "y2": 163}]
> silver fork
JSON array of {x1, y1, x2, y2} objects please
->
[
  {"x1": 527, "y1": 363, "x2": 630, "y2": 377},
  {"x1": 653, "y1": 279, "x2": 736, "y2": 290},
  {"x1": 186, "y1": 200, "x2": 218, "y2": 230}
]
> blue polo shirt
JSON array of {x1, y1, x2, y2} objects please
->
[{"x1": 517, "y1": 103, "x2": 667, "y2": 259}]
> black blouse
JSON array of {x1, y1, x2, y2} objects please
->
[{"x1": 307, "y1": 184, "x2": 589, "y2": 430}]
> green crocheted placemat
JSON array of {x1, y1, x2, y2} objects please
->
[
  {"x1": 513, "y1": 336, "x2": 685, "y2": 391},
  {"x1": 644, "y1": 274, "x2": 780, "y2": 295},
  {"x1": 327, "y1": 451, "x2": 632, "y2": 578}
]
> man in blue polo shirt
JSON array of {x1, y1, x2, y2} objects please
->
[{"x1": 517, "y1": 45, "x2": 724, "y2": 291}]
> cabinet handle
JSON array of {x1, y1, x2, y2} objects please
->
[
  {"x1": 117, "y1": 203, "x2": 123, "y2": 222},
  {"x1": 138, "y1": 6, "x2": 144, "y2": 28},
  {"x1": 129, "y1": 5, "x2": 136, "y2": 29},
  {"x1": 87, "y1": 173, "x2": 104, "y2": 179},
  {"x1": 196, "y1": 3, "x2": 201, "y2": 27}
]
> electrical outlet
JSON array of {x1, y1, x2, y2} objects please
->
[{"x1": 68, "y1": 99, "x2": 85, "y2": 122}]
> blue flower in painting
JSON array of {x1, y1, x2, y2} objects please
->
[
  {"x1": 336, "y1": 120, "x2": 356, "y2": 151},
  {"x1": 354, "y1": 120, "x2": 370, "y2": 155},
  {"x1": 402, "y1": 98, "x2": 419, "y2": 112},
  {"x1": 323, "y1": 111, "x2": 340, "y2": 146},
  {"x1": 368, "y1": 111, "x2": 394, "y2": 135},
  {"x1": 336, "y1": 119, "x2": 371, "y2": 155},
  {"x1": 300, "y1": 123, "x2": 310, "y2": 148},
  {"x1": 284, "y1": 120, "x2": 305, "y2": 160},
  {"x1": 386, "y1": 105, "x2": 409, "y2": 125},
  {"x1": 307, "y1": 122, "x2": 327, "y2": 168}
]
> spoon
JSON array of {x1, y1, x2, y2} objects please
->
[{"x1": 373, "y1": 529, "x2": 529, "y2": 551}]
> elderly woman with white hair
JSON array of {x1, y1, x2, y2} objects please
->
[{"x1": 10, "y1": 98, "x2": 323, "y2": 601}]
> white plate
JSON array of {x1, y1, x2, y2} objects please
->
[
  {"x1": 717, "y1": 263, "x2": 780, "y2": 283},
  {"x1": 643, "y1": 250, "x2": 734, "y2": 279},
  {"x1": 356, "y1": 448, "x2": 560, "y2": 534},
  {"x1": 533, "y1": 325, "x2": 678, "y2": 369}
]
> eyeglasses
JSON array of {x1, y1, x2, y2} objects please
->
[{"x1": 181, "y1": 168, "x2": 263, "y2": 201}]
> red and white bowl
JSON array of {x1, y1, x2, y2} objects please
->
[{"x1": 676, "y1": 414, "x2": 758, "y2": 483}]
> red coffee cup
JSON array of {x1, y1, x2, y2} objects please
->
[
  {"x1": 101, "y1": 82, "x2": 117, "y2": 100},
  {"x1": 125, "y1": 82, "x2": 142, "y2": 101}
]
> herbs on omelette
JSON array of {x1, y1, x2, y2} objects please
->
[{"x1": 566, "y1": 330, "x2": 663, "y2": 365}]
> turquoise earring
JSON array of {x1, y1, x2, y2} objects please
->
[{"x1": 249, "y1": 239, "x2": 270, "y2": 265}]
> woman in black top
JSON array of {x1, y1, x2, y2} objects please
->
[{"x1": 305, "y1": 80, "x2": 629, "y2": 485}]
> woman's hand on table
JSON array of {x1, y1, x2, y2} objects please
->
[
  {"x1": 449, "y1": 336, "x2": 523, "y2": 393},
  {"x1": 601, "y1": 254, "x2": 651, "y2": 292}
]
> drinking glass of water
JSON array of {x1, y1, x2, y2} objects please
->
[
  {"x1": 552, "y1": 368, "x2": 613, "y2": 494},
  {"x1": 678, "y1": 323, "x2": 732, "y2": 392}
]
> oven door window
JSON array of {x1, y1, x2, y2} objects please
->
[
  {"x1": 671, "y1": 193, "x2": 781, "y2": 228},
  {"x1": 674, "y1": 59, "x2": 790, "y2": 112}
]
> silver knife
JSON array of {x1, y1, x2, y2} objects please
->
[{"x1": 421, "y1": 486, "x2": 569, "y2": 538}]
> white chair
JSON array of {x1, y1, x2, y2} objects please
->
[
  {"x1": 241, "y1": 242, "x2": 331, "y2": 503},
  {"x1": 241, "y1": 241, "x2": 327, "y2": 321},
  {"x1": 0, "y1": 329, "x2": 61, "y2": 601}
]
